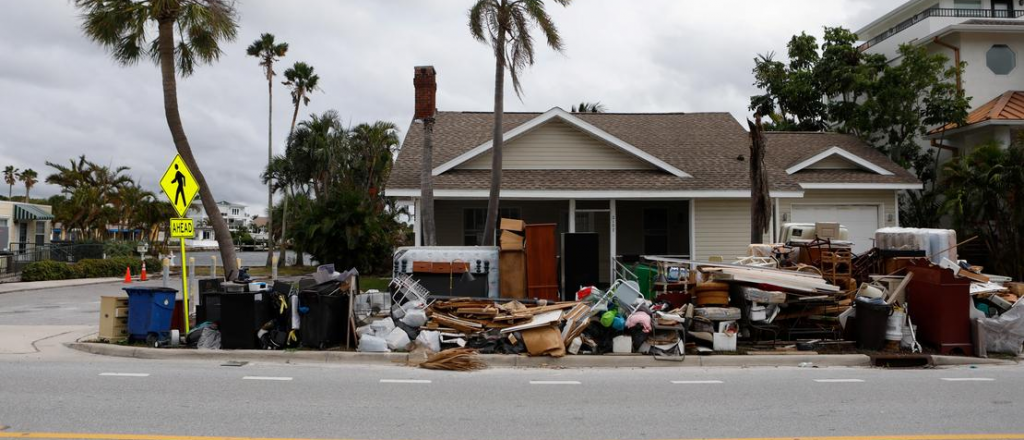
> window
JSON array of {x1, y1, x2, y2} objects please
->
[
  {"x1": 643, "y1": 208, "x2": 669, "y2": 255},
  {"x1": 463, "y1": 207, "x2": 520, "y2": 245},
  {"x1": 954, "y1": 0, "x2": 982, "y2": 8},
  {"x1": 987, "y1": 44, "x2": 1016, "y2": 75},
  {"x1": 231, "y1": 208, "x2": 240, "y2": 216},
  {"x1": 35, "y1": 222, "x2": 45, "y2": 246}
]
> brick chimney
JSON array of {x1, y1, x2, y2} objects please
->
[{"x1": 413, "y1": 66, "x2": 437, "y2": 121}]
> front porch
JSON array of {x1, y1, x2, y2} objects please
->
[{"x1": 418, "y1": 198, "x2": 693, "y2": 285}]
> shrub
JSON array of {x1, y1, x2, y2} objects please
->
[
  {"x1": 73, "y1": 257, "x2": 141, "y2": 278},
  {"x1": 21, "y1": 260, "x2": 77, "y2": 282},
  {"x1": 103, "y1": 240, "x2": 139, "y2": 258},
  {"x1": 144, "y1": 257, "x2": 162, "y2": 273}
]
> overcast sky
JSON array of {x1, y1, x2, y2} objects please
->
[{"x1": 0, "y1": 0, "x2": 898, "y2": 215}]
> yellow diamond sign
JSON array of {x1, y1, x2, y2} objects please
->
[{"x1": 160, "y1": 154, "x2": 200, "y2": 218}]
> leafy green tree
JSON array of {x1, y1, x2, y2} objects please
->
[
  {"x1": 942, "y1": 139, "x2": 1024, "y2": 279},
  {"x1": 18, "y1": 169, "x2": 38, "y2": 200},
  {"x1": 279, "y1": 61, "x2": 321, "y2": 264},
  {"x1": 469, "y1": 0, "x2": 572, "y2": 245},
  {"x1": 4, "y1": 165, "x2": 18, "y2": 199},
  {"x1": 246, "y1": 33, "x2": 288, "y2": 267},
  {"x1": 75, "y1": 0, "x2": 241, "y2": 279}
]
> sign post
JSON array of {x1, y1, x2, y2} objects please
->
[{"x1": 161, "y1": 154, "x2": 200, "y2": 336}]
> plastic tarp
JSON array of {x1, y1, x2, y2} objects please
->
[{"x1": 977, "y1": 303, "x2": 1024, "y2": 355}]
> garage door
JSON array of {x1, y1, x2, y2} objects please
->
[{"x1": 792, "y1": 205, "x2": 879, "y2": 254}]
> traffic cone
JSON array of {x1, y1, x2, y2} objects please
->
[
  {"x1": 140, "y1": 262, "x2": 148, "y2": 281},
  {"x1": 124, "y1": 267, "x2": 132, "y2": 284}
]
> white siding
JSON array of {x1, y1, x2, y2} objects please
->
[
  {"x1": 458, "y1": 119, "x2": 653, "y2": 170},
  {"x1": 694, "y1": 199, "x2": 751, "y2": 261}
]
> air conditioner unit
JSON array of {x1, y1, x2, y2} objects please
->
[{"x1": 780, "y1": 222, "x2": 850, "y2": 243}]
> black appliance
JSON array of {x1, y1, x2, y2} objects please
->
[
  {"x1": 219, "y1": 292, "x2": 271, "y2": 349},
  {"x1": 561, "y1": 232, "x2": 599, "y2": 301}
]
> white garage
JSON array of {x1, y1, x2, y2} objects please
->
[{"x1": 791, "y1": 204, "x2": 880, "y2": 254}]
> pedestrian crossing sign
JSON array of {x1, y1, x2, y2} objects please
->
[{"x1": 160, "y1": 154, "x2": 200, "y2": 218}]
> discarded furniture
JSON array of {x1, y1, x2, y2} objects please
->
[
  {"x1": 392, "y1": 246, "x2": 498, "y2": 298},
  {"x1": 99, "y1": 295, "x2": 129, "y2": 341},
  {"x1": 499, "y1": 249, "x2": 527, "y2": 299},
  {"x1": 562, "y1": 232, "x2": 599, "y2": 300},
  {"x1": 906, "y1": 260, "x2": 974, "y2": 356}
]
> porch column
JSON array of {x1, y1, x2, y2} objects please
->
[
  {"x1": 568, "y1": 199, "x2": 576, "y2": 233},
  {"x1": 609, "y1": 199, "x2": 616, "y2": 282},
  {"x1": 413, "y1": 198, "x2": 422, "y2": 247}
]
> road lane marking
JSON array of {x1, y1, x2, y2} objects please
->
[
  {"x1": 98, "y1": 373, "x2": 149, "y2": 377},
  {"x1": 529, "y1": 380, "x2": 581, "y2": 385},
  {"x1": 671, "y1": 380, "x2": 724, "y2": 384},
  {"x1": 379, "y1": 379, "x2": 431, "y2": 384},
  {"x1": 814, "y1": 379, "x2": 865, "y2": 383},
  {"x1": 242, "y1": 376, "x2": 292, "y2": 381},
  {"x1": 941, "y1": 377, "x2": 995, "y2": 382},
  {"x1": 3, "y1": 431, "x2": 1024, "y2": 440}
]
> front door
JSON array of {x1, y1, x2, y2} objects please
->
[
  {"x1": 993, "y1": 0, "x2": 1014, "y2": 17},
  {"x1": 18, "y1": 222, "x2": 28, "y2": 253}
]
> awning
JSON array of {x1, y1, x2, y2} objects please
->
[{"x1": 14, "y1": 204, "x2": 54, "y2": 221}]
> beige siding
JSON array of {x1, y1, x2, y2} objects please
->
[
  {"x1": 458, "y1": 119, "x2": 652, "y2": 170},
  {"x1": 805, "y1": 154, "x2": 860, "y2": 170},
  {"x1": 694, "y1": 199, "x2": 751, "y2": 260},
  {"x1": 776, "y1": 189, "x2": 898, "y2": 230}
]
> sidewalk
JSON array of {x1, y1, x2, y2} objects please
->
[
  {"x1": 66, "y1": 342, "x2": 1017, "y2": 368},
  {"x1": 0, "y1": 278, "x2": 122, "y2": 294}
]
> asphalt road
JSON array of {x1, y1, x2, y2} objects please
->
[
  {"x1": 0, "y1": 280, "x2": 157, "y2": 326},
  {"x1": 1, "y1": 355, "x2": 1023, "y2": 440}
]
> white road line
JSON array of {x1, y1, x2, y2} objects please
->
[
  {"x1": 941, "y1": 377, "x2": 995, "y2": 382},
  {"x1": 813, "y1": 379, "x2": 865, "y2": 383},
  {"x1": 529, "y1": 380, "x2": 581, "y2": 385},
  {"x1": 99, "y1": 373, "x2": 149, "y2": 377},
  {"x1": 242, "y1": 376, "x2": 293, "y2": 381},
  {"x1": 379, "y1": 379, "x2": 432, "y2": 384},
  {"x1": 671, "y1": 380, "x2": 724, "y2": 384}
]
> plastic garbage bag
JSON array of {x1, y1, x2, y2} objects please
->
[
  {"x1": 197, "y1": 327, "x2": 221, "y2": 350},
  {"x1": 977, "y1": 303, "x2": 1024, "y2": 355},
  {"x1": 385, "y1": 327, "x2": 411, "y2": 351},
  {"x1": 401, "y1": 309, "x2": 428, "y2": 328},
  {"x1": 358, "y1": 334, "x2": 390, "y2": 352},
  {"x1": 369, "y1": 317, "x2": 396, "y2": 337},
  {"x1": 415, "y1": 330, "x2": 441, "y2": 353}
]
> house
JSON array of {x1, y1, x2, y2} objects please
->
[
  {"x1": 385, "y1": 67, "x2": 920, "y2": 284},
  {"x1": 0, "y1": 201, "x2": 54, "y2": 253},
  {"x1": 856, "y1": 0, "x2": 1024, "y2": 155},
  {"x1": 186, "y1": 200, "x2": 251, "y2": 248}
]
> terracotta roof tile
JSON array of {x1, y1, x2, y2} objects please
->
[{"x1": 930, "y1": 90, "x2": 1024, "y2": 134}]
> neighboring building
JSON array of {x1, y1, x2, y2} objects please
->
[
  {"x1": 385, "y1": 68, "x2": 920, "y2": 283},
  {"x1": 856, "y1": 0, "x2": 1024, "y2": 157},
  {"x1": 185, "y1": 200, "x2": 251, "y2": 248},
  {"x1": 251, "y1": 216, "x2": 269, "y2": 242},
  {"x1": 0, "y1": 201, "x2": 54, "y2": 253}
]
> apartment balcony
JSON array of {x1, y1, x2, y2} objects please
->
[{"x1": 859, "y1": 7, "x2": 1024, "y2": 51}]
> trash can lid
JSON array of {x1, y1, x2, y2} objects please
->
[{"x1": 122, "y1": 287, "x2": 179, "y2": 293}]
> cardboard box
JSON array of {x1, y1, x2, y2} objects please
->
[
  {"x1": 499, "y1": 218, "x2": 525, "y2": 232},
  {"x1": 499, "y1": 230, "x2": 524, "y2": 250}
]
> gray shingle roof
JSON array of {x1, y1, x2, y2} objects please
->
[{"x1": 386, "y1": 111, "x2": 919, "y2": 194}]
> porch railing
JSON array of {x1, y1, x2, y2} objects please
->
[{"x1": 859, "y1": 7, "x2": 1024, "y2": 51}]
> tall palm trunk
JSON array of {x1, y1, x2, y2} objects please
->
[
  {"x1": 482, "y1": 36, "x2": 506, "y2": 247},
  {"x1": 421, "y1": 118, "x2": 437, "y2": 246},
  {"x1": 283, "y1": 101, "x2": 300, "y2": 266},
  {"x1": 265, "y1": 70, "x2": 275, "y2": 266},
  {"x1": 157, "y1": 18, "x2": 238, "y2": 279}
]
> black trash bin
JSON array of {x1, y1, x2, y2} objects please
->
[
  {"x1": 219, "y1": 292, "x2": 272, "y2": 349},
  {"x1": 854, "y1": 297, "x2": 892, "y2": 351},
  {"x1": 299, "y1": 282, "x2": 350, "y2": 349}
]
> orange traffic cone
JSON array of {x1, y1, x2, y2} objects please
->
[
  {"x1": 124, "y1": 267, "x2": 132, "y2": 284},
  {"x1": 140, "y1": 262, "x2": 148, "y2": 281}
]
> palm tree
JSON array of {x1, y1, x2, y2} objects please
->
[
  {"x1": 4, "y1": 166, "x2": 18, "y2": 199},
  {"x1": 18, "y1": 169, "x2": 38, "y2": 201},
  {"x1": 280, "y1": 61, "x2": 321, "y2": 264},
  {"x1": 76, "y1": 0, "x2": 241, "y2": 279},
  {"x1": 571, "y1": 102, "x2": 606, "y2": 113},
  {"x1": 246, "y1": 33, "x2": 288, "y2": 267},
  {"x1": 469, "y1": 0, "x2": 572, "y2": 245}
]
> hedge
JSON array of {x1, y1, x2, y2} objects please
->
[{"x1": 21, "y1": 257, "x2": 164, "y2": 282}]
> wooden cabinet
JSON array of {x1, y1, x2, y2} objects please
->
[
  {"x1": 525, "y1": 224, "x2": 559, "y2": 301},
  {"x1": 499, "y1": 250, "x2": 527, "y2": 299},
  {"x1": 99, "y1": 296, "x2": 129, "y2": 341}
]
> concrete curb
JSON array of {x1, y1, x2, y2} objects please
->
[
  {"x1": 931, "y1": 355, "x2": 1017, "y2": 366},
  {"x1": 0, "y1": 278, "x2": 122, "y2": 295},
  {"x1": 67, "y1": 342, "x2": 886, "y2": 368}
]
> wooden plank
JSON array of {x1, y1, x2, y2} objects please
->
[
  {"x1": 499, "y1": 250, "x2": 527, "y2": 299},
  {"x1": 525, "y1": 224, "x2": 559, "y2": 301}
]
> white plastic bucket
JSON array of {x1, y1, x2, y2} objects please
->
[{"x1": 886, "y1": 310, "x2": 906, "y2": 341}]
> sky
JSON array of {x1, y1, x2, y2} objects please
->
[{"x1": 0, "y1": 0, "x2": 899, "y2": 215}]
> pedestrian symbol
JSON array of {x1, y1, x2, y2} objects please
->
[{"x1": 160, "y1": 154, "x2": 200, "y2": 218}]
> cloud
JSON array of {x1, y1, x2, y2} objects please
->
[{"x1": 0, "y1": 0, "x2": 896, "y2": 213}]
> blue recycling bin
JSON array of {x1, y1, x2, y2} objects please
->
[{"x1": 124, "y1": 287, "x2": 178, "y2": 342}]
